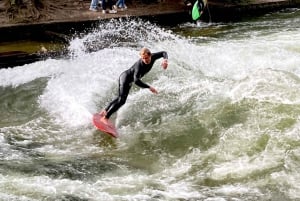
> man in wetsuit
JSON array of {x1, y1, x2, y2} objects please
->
[{"x1": 100, "y1": 47, "x2": 168, "y2": 121}]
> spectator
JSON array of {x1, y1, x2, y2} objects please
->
[{"x1": 101, "y1": 0, "x2": 117, "y2": 14}]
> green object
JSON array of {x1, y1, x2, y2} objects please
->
[{"x1": 192, "y1": 0, "x2": 207, "y2": 21}]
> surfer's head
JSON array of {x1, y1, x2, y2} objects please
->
[{"x1": 140, "y1": 47, "x2": 152, "y2": 64}]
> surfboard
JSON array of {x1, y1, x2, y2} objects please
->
[
  {"x1": 192, "y1": 0, "x2": 207, "y2": 21},
  {"x1": 93, "y1": 113, "x2": 119, "y2": 138}
]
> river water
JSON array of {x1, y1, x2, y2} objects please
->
[{"x1": 0, "y1": 8, "x2": 300, "y2": 201}]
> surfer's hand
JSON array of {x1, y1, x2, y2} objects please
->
[
  {"x1": 161, "y1": 59, "x2": 168, "y2": 70},
  {"x1": 149, "y1": 86, "x2": 158, "y2": 94}
]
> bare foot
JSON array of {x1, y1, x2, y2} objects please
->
[
  {"x1": 99, "y1": 110, "x2": 107, "y2": 117},
  {"x1": 101, "y1": 116, "x2": 109, "y2": 124}
]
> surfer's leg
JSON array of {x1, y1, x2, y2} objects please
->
[
  {"x1": 104, "y1": 97, "x2": 118, "y2": 113},
  {"x1": 105, "y1": 73, "x2": 131, "y2": 119},
  {"x1": 105, "y1": 86, "x2": 129, "y2": 118}
]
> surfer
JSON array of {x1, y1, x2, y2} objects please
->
[{"x1": 100, "y1": 47, "x2": 168, "y2": 122}]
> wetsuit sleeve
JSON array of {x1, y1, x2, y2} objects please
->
[
  {"x1": 131, "y1": 60, "x2": 150, "y2": 88},
  {"x1": 152, "y1": 51, "x2": 168, "y2": 60},
  {"x1": 162, "y1": 51, "x2": 168, "y2": 59},
  {"x1": 134, "y1": 73, "x2": 150, "y2": 88}
]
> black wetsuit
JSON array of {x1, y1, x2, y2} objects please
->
[
  {"x1": 104, "y1": 51, "x2": 168, "y2": 119},
  {"x1": 198, "y1": 0, "x2": 205, "y2": 12}
]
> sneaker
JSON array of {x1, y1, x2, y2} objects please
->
[
  {"x1": 108, "y1": 9, "x2": 117, "y2": 14},
  {"x1": 102, "y1": 10, "x2": 107, "y2": 14},
  {"x1": 89, "y1": 7, "x2": 98, "y2": 12},
  {"x1": 112, "y1": 5, "x2": 117, "y2": 10}
]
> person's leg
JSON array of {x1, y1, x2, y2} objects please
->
[
  {"x1": 105, "y1": 73, "x2": 131, "y2": 119},
  {"x1": 101, "y1": 0, "x2": 107, "y2": 10},
  {"x1": 90, "y1": 0, "x2": 99, "y2": 9},
  {"x1": 198, "y1": 0, "x2": 204, "y2": 11},
  {"x1": 121, "y1": 0, "x2": 125, "y2": 8},
  {"x1": 113, "y1": 0, "x2": 118, "y2": 10},
  {"x1": 107, "y1": 0, "x2": 113, "y2": 10},
  {"x1": 116, "y1": 0, "x2": 123, "y2": 8}
]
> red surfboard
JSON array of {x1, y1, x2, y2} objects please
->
[{"x1": 92, "y1": 113, "x2": 119, "y2": 138}]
